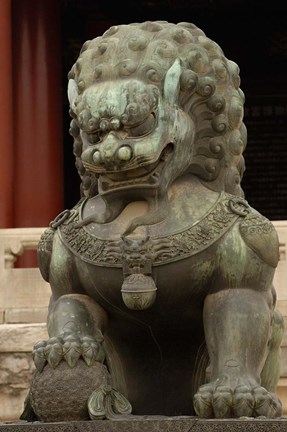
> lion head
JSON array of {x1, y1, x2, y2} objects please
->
[{"x1": 68, "y1": 21, "x2": 246, "y2": 231}]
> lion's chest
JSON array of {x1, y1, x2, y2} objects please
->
[
  {"x1": 57, "y1": 191, "x2": 240, "y2": 311},
  {"x1": 58, "y1": 192, "x2": 237, "y2": 269}
]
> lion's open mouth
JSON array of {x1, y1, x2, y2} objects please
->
[
  {"x1": 104, "y1": 160, "x2": 159, "y2": 181},
  {"x1": 85, "y1": 143, "x2": 174, "y2": 192}
]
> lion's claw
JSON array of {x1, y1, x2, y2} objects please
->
[
  {"x1": 32, "y1": 341, "x2": 47, "y2": 372},
  {"x1": 63, "y1": 338, "x2": 82, "y2": 367},
  {"x1": 193, "y1": 378, "x2": 282, "y2": 418},
  {"x1": 82, "y1": 339, "x2": 105, "y2": 366},
  {"x1": 212, "y1": 386, "x2": 233, "y2": 418},
  {"x1": 232, "y1": 385, "x2": 254, "y2": 418},
  {"x1": 32, "y1": 332, "x2": 105, "y2": 370},
  {"x1": 253, "y1": 387, "x2": 281, "y2": 418},
  {"x1": 45, "y1": 341, "x2": 63, "y2": 368}
]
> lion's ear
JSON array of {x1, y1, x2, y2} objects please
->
[
  {"x1": 68, "y1": 79, "x2": 78, "y2": 113},
  {"x1": 163, "y1": 58, "x2": 182, "y2": 106}
]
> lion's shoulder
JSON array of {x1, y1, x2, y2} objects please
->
[
  {"x1": 38, "y1": 203, "x2": 82, "y2": 281},
  {"x1": 239, "y1": 210, "x2": 279, "y2": 268},
  {"x1": 38, "y1": 227, "x2": 56, "y2": 282}
]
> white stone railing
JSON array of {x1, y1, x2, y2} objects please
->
[
  {"x1": 0, "y1": 228, "x2": 49, "y2": 420},
  {"x1": 0, "y1": 228, "x2": 51, "y2": 326},
  {"x1": 0, "y1": 224, "x2": 286, "y2": 420}
]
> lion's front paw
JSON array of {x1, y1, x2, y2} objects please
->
[
  {"x1": 193, "y1": 377, "x2": 282, "y2": 418},
  {"x1": 32, "y1": 331, "x2": 105, "y2": 370}
]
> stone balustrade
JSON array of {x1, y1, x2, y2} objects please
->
[
  {"x1": 0, "y1": 224, "x2": 286, "y2": 421},
  {"x1": 0, "y1": 228, "x2": 49, "y2": 421}
]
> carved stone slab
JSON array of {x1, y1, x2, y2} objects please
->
[{"x1": 1, "y1": 418, "x2": 287, "y2": 432}]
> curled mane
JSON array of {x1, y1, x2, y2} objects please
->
[{"x1": 69, "y1": 21, "x2": 246, "y2": 198}]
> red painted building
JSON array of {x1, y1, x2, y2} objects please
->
[{"x1": 0, "y1": 0, "x2": 63, "y2": 229}]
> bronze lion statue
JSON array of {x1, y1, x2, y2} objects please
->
[{"x1": 22, "y1": 21, "x2": 284, "y2": 421}]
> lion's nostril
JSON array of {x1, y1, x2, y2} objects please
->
[
  {"x1": 100, "y1": 119, "x2": 110, "y2": 131},
  {"x1": 118, "y1": 146, "x2": 132, "y2": 161},
  {"x1": 92, "y1": 150, "x2": 101, "y2": 164},
  {"x1": 110, "y1": 118, "x2": 120, "y2": 130}
]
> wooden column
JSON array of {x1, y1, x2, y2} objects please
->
[
  {"x1": 0, "y1": 0, "x2": 14, "y2": 227},
  {"x1": 12, "y1": 0, "x2": 63, "y2": 228}
]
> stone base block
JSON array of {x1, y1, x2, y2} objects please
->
[
  {"x1": 0, "y1": 417, "x2": 287, "y2": 432},
  {"x1": 0, "y1": 353, "x2": 35, "y2": 422}
]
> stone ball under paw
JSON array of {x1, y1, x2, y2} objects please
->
[{"x1": 29, "y1": 360, "x2": 110, "y2": 422}]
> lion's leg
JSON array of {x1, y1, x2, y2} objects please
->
[
  {"x1": 34, "y1": 232, "x2": 109, "y2": 371},
  {"x1": 261, "y1": 308, "x2": 284, "y2": 393},
  {"x1": 22, "y1": 233, "x2": 132, "y2": 421},
  {"x1": 39, "y1": 294, "x2": 108, "y2": 369},
  {"x1": 193, "y1": 288, "x2": 282, "y2": 418}
]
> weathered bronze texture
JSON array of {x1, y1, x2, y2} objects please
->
[{"x1": 22, "y1": 21, "x2": 284, "y2": 421}]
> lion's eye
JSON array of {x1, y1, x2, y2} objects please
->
[
  {"x1": 127, "y1": 113, "x2": 155, "y2": 138},
  {"x1": 86, "y1": 130, "x2": 102, "y2": 144}
]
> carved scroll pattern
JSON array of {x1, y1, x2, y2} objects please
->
[
  {"x1": 58, "y1": 193, "x2": 247, "y2": 268},
  {"x1": 240, "y1": 215, "x2": 275, "y2": 236}
]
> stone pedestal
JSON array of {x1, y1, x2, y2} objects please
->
[{"x1": 0, "y1": 417, "x2": 287, "y2": 432}]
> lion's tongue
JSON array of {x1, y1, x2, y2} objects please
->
[{"x1": 122, "y1": 192, "x2": 168, "y2": 237}]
